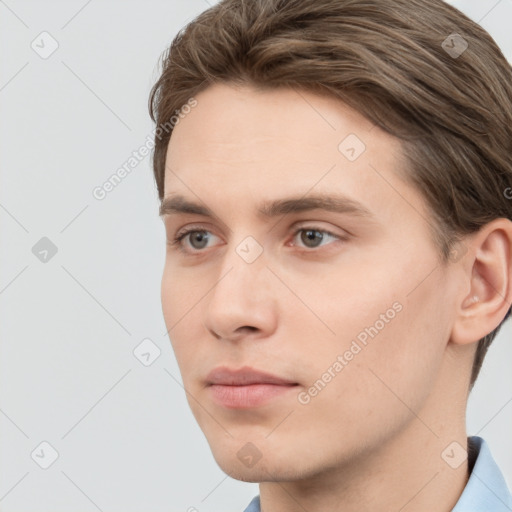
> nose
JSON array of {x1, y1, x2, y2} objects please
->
[{"x1": 202, "y1": 241, "x2": 278, "y2": 343}]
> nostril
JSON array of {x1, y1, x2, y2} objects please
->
[{"x1": 239, "y1": 326, "x2": 258, "y2": 333}]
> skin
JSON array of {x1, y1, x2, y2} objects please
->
[{"x1": 160, "y1": 82, "x2": 512, "y2": 512}]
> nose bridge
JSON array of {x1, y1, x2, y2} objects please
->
[
  {"x1": 213, "y1": 234, "x2": 268, "y2": 302},
  {"x1": 203, "y1": 234, "x2": 276, "y2": 338}
]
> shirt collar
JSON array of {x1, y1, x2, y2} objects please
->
[
  {"x1": 242, "y1": 436, "x2": 512, "y2": 512},
  {"x1": 452, "y1": 436, "x2": 512, "y2": 511}
]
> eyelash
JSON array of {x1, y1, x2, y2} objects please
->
[{"x1": 169, "y1": 225, "x2": 345, "y2": 254}]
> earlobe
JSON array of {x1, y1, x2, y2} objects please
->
[{"x1": 450, "y1": 218, "x2": 512, "y2": 346}]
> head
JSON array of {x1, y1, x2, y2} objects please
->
[{"x1": 149, "y1": 0, "x2": 512, "y2": 482}]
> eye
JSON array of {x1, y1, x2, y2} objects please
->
[
  {"x1": 291, "y1": 226, "x2": 343, "y2": 249},
  {"x1": 170, "y1": 228, "x2": 221, "y2": 252},
  {"x1": 168, "y1": 225, "x2": 345, "y2": 254}
]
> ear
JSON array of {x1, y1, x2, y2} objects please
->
[{"x1": 450, "y1": 218, "x2": 512, "y2": 346}]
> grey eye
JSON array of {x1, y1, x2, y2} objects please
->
[
  {"x1": 188, "y1": 231, "x2": 210, "y2": 249},
  {"x1": 300, "y1": 229, "x2": 325, "y2": 248}
]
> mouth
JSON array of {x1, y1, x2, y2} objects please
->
[
  {"x1": 207, "y1": 382, "x2": 299, "y2": 408},
  {"x1": 205, "y1": 365, "x2": 299, "y2": 408}
]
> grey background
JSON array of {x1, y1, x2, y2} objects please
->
[{"x1": 0, "y1": 0, "x2": 511, "y2": 511}]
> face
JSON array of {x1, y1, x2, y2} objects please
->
[{"x1": 160, "y1": 83, "x2": 458, "y2": 482}]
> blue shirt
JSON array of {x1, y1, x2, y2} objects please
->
[{"x1": 243, "y1": 436, "x2": 512, "y2": 512}]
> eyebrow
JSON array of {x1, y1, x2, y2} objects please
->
[{"x1": 159, "y1": 193, "x2": 375, "y2": 220}]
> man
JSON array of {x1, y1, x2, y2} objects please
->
[{"x1": 149, "y1": 0, "x2": 512, "y2": 510}]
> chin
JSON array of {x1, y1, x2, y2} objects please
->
[{"x1": 211, "y1": 446, "x2": 311, "y2": 483}]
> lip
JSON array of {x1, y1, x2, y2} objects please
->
[
  {"x1": 206, "y1": 365, "x2": 297, "y2": 386},
  {"x1": 205, "y1": 366, "x2": 299, "y2": 409}
]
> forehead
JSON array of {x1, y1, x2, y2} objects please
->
[
  {"x1": 163, "y1": 83, "x2": 428, "y2": 225},
  {"x1": 167, "y1": 83, "x2": 380, "y2": 162}
]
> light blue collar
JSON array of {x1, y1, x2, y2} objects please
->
[{"x1": 452, "y1": 436, "x2": 512, "y2": 511}]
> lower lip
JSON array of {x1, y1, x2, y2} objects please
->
[{"x1": 208, "y1": 383, "x2": 298, "y2": 408}]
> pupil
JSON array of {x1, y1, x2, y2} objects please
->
[
  {"x1": 191, "y1": 231, "x2": 208, "y2": 249},
  {"x1": 302, "y1": 229, "x2": 322, "y2": 247}
]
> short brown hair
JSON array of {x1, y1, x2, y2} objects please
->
[{"x1": 148, "y1": 0, "x2": 512, "y2": 389}]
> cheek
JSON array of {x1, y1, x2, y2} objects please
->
[
  {"x1": 161, "y1": 261, "x2": 205, "y2": 322},
  {"x1": 279, "y1": 254, "x2": 404, "y2": 350},
  {"x1": 286, "y1": 294, "x2": 444, "y2": 452},
  {"x1": 287, "y1": 249, "x2": 446, "y2": 401},
  {"x1": 161, "y1": 264, "x2": 203, "y2": 369}
]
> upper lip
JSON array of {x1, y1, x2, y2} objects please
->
[{"x1": 206, "y1": 366, "x2": 298, "y2": 386}]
